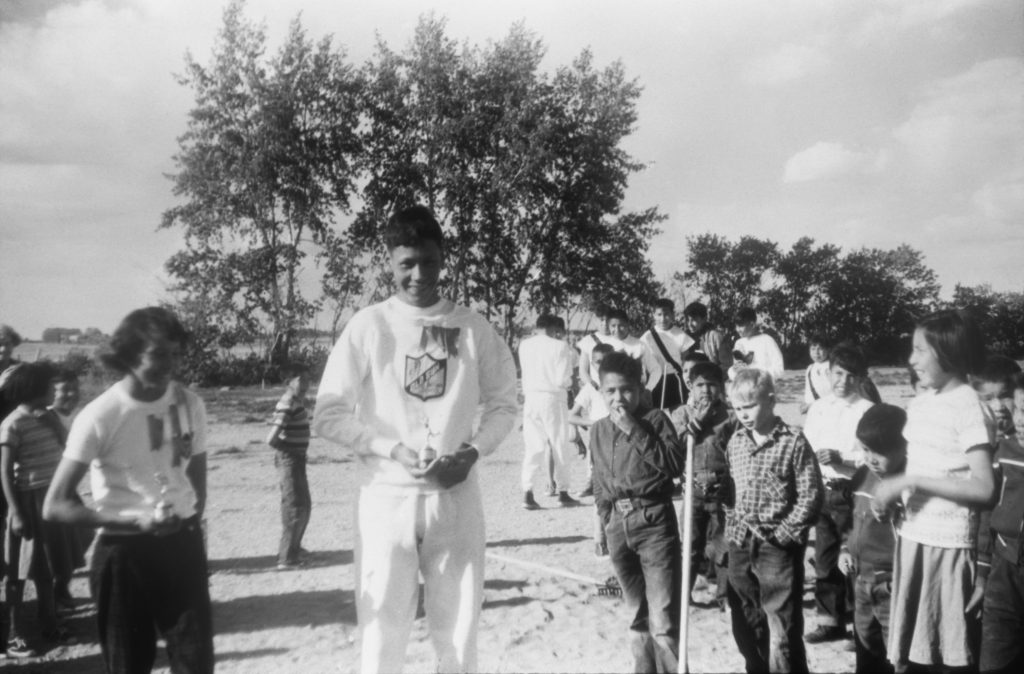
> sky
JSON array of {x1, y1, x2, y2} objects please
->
[{"x1": 1, "y1": 0, "x2": 1022, "y2": 339}]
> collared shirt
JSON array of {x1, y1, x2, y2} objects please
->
[
  {"x1": 723, "y1": 417, "x2": 823, "y2": 547},
  {"x1": 802, "y1": 394, "x2": 874, "y2": 482},
  {"x1": 670, "y1": 401, "x2": 736, "y2": 478},
  {"x1": 591, "y1": 406, "x2": 684, "y2": 519}
]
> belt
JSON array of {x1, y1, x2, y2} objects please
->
[
  {"x1": 614, "y1": 496, "x2": 670, "y2": 514},
  {"x1": 854, "y1": 559, "x2": 892, "y2": 579}
]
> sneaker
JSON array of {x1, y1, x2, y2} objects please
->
[
  {"x1": 523, "y1": 490, "x2": 540, "y2": 510},
  {"x1": 804, "y1": 625, "x2": 846, "y2": 644},
  {"x1": 557, "y1": 491, "x2": 579, "y2": 507},
  {"x1": 6, "y1": 637, "x2": 37, "y2": 658}
]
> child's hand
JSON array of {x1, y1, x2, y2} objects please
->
[
  {"x1": 390, "y1": 443, "x2": 429, "y2": 478},
  {"x1": 873, "y1": 475, "x2": 910, "y2": 511},
  {"x1": 10, "y1": 511, "x2": 30, "y2": 539},
  {"x1": 133, "y1": 510, "x2": 183, "y2": 537},
  {"x1": 965, "y1": 574, "x2": 986, "y2": 616},
  {"x1": 609, "y1": 403, "x2": 637, "y2": 435},
  {"x1": 431, "y1": 445, "x2": 479, "y2": 489},
  {"x1": 838, "y1": 551, "x2": 855, "y2": 576},
  {"x1": 815, "y1": 448, "x2": 842, "y2": 465}
]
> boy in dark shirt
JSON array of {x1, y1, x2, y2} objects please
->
[
  {"x1": 592, "y1": 351, "x2": 685, "y2": 672},
  {"x1": 839, "y1": 403, "x2": 907, "y2": 674},
  {"x1": 671, "y1": 361, "x2": 738, "y2": 609},
  {"x1": 978, "y1": 369, "x2": 1024, "y2": 674}
]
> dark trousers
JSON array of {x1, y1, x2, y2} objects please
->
[
  {"x1": 980, "y1": 542, "x2": 1024, "y2": 674},
  {"x1": 814, "y1": 486, "x2": 852, "y2": 628},
  {"x1": 651, "y1": 373, "x2": 685, "y2": 410},
  {"x1": 276, "y1": 450, "x2": 311, "y2": 565},
  {"x1": 91, "y1": 518, "x2": 214, "y2": 674},
  {"x1": 727, "y1": 533, "x2": 808, "y2": 674},
  {"x1": 853, "y1": 567, "x2": 894, "y2": 674},
  {"x1": 681, "y1": 497, "x2": 728, "y2": 604},
  {"x1": 606, "y1": 501, "x2": 681, "y2": 673}
]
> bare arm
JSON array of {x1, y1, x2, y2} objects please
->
[
  {"x1": 185, "y1": 453, "x2": 207, "y2": 518},
  {"x1": 1, "y1": 444, "x2": 26, "y2": 537},
  {"x1": 875, "y1": 445, "x2": 995, "y2": 508}
]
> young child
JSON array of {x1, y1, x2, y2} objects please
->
[
  {"x1": 723, "y1": 367, "x2": 823, "y2": 673},
  {"x1": 641, "y1": 298, "x2": 694, "y2": 410},
  {"x1": 681, "y1": 302, "x2": 732, "y2": 372},
  {"x1": 729, "y1": 307, "x2": 785, "y2": 380},
  {"x1": 681, "y1": 351, "x2": 710, "y2": 402},
  {"x1": 267, "y1": 362, "x2": 313, "y2": 569},
  {"x1": 977, "y1": 369, "x2": 1024, "y2": 674},
  {"x1": 44, "y1": 306, "x2": 213, "y2": 673},
  {"x1": 802, "y1": 344, "x2": 875, "y2": 645},
  {"x1": 670, "y1": 361, "x2": 737, "y2": 610},
  {"x1": 577, "y1": 303, "x2": 612, "y2": 392},
  {"x1": 568, "y1": 343, "x2": 613, "y2": 554},
  {"x1": 971, "y1": 354, "x2": 1021, "y2": 441},
  {"x1": 0, "y1": 361, "x2": 70, "y2": 657},
  {"x1": 839, "y1": 404, "x2": 907, "y2": 674},
  {"x1": 591, "y1": 351, "x2": 684, "y2": 672},
  {"x1": 800, "y1": 334, "x2": 833, "y2": 414},
  {"x1": 49, "y1": 370, "x2": 81, "y2": 431},
  {"x1": 874, "y1": 309, "x2": 995, "y2": 672}
]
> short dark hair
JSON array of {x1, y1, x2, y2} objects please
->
[
  {"x1": 550, "y1": 316, "x2": 566, "y2": 332},
  {"x1": 0, "y1": 324, "x2": 23, "y2": 348},
  {"x1": 856, "y1": 403, "x2": 907, "y2": 457},
  {"x1": 654, "y1": 298, "x2": 675, "y2": 313},
  {"x1": 916, "y1": 309, "x2": 986, "y2": 381},
  {"x1": 384, "y1": 205, "x2": 445, "y2": 252},
  {"x1": 807, "y1": 333, "x2": 831, "y2": 349},
  {"x1": 606, "y1": 308, "x2": 629, "y2": 324},
  {"x1": 100, "y1": 307, "x2": 189, "y2": 374},
  {"x1": 972, "y1": 354, "x2": 1022, "y2": 391},
  {"x1": 0, "y1": 361, "x2": 57, "y2": 405},
  {"x1": 1013, "y1": 372, "x2": 1024, "y2": 394},
  {"x1": 52, "y1": 369, "x2": 80, "y2": 385},
  {"x1": 688, "y1": 361, "x2": 723, "y2": 385},
  {"x1": 682, "y1": 302, "x2": 708, "y2": 320},
  {"x1": 535, "y1": 314, "x2": 555, "y2": 330},
  {"x1": 598, "y1": 351, "x2": 643, "y2": 386},
  {"x1": 735, "y1": 307, "x2": 757, "y2": 325},
  {"x1": 683, "y1": 351, "x2": 710, "y2": 365},
  {"x1": 593, "y1": 302, "x2": 611, "y2": 319},
  {"x1": 829, "y1": 344, "x2": 869, "y2": 378},
  {"x1": 592, "y1": 343, "x2": 615, "y2": 358}
]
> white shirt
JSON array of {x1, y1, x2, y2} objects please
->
[
  {"x1": 572, "y1": 384, "x2": 609, "y2": 424},
  {"x1": 518, "y1": 333, "x2": 574, "y2": 395},
  {"x1": 730, "y1": 333, "x2": 785, "y2": 379},
  {"x1": 804, "y1": 361, "x2": 833, "y2": 405},
  {"x1": 802, "y1": 394, "x2": 874, "y2": 481},
  {"x1": 64, "y1": 380, "x2": 206, "y2": 531},
  {"x1": 900, "y1": 383, "x2": 994, "y2": 549},
  {"x1": 641, "y1": 327, "x2": 695, "y2": 389}
]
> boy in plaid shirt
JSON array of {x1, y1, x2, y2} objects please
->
[{"x1": 723, "y1": 368, "x2": 823, "y2": 673}]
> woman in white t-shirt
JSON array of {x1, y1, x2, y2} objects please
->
[
  {"x1": 874, "y1": 310, "x2": 995, "y2": 672},
  {"x1": 43, "y1": 307, "x2": 213, "y2": 674}
]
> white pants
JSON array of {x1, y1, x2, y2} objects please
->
[
  {"x1": 521, "y1": 391, "x2": 570, "y2": 492},
  {"x1": 355, "y1": 476, "x2": 485, "y2": 674}
]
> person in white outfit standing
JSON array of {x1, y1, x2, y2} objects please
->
[
  {"x1": 312, "y1": 205, "x2": 518, "y2": 674},
  {"x1": 519, "y1": 314, "x2": 578, "y2": 509}
]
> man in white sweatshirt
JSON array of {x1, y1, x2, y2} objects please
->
[
  {"x1": 518, "y1": 313, "x2": 577, "y2": 509},
  {"x1": 312, "y1": 205, "x2": 518, "y2": 674}
]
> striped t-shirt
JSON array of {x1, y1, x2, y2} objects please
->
[
  {"x1": 270, "y1": 391, "x2": 310, "y2": 453},
  {"x1": 0, "y1": 407, "x2": 64, "y2": 490}
]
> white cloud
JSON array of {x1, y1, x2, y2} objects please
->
[
  {"x1": 853, "y1": 0, "x2": 989, "y2": 45},
  {"x1": 972, "y1": 171, "x2": 1024, "y2": 223},
  {"x1": 782, "y1": 141, "x2": 883, "y2": 183},
  {"x1": 745, "y1": 40, "x2": 830, "y2": 85}
]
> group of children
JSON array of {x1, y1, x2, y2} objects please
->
[
  {"x1": 570, "y1": 304, "x2": 1024, "y2": 674},
  {"x1": 0, "y1": 325, "x2": 85, "y2": 659}
]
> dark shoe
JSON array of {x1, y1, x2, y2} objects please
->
[
  {"x1": 557, "y1": 491, "x2": 579, "y2": 507},
  {"x1": 43, "y1": 627, "x2": 77, "y2": 646},
  {"x1": 804, "y1": 625, "x2": 846, "y2": 644},
  {"x1": 576, "y1": 484, "x2": 594, "y2": 498},
  {"x1": 523, "y1": 490, "x2": 540, "y2": 510}
]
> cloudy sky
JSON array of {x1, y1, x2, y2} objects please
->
[{"x1": 1, "y1": 0, "x2": 1021, "y2": 339}]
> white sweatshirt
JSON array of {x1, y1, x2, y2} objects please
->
[
  {"x1": 518, "y1": 333, "x2": 574, "y2": 395},
  {"x1": 313, "y1": 296, "x2": 518, "y2": 490}
]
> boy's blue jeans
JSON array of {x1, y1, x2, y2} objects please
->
[
  {"x1": 727, "y1": 532, "x2": 808, "y2": 674},
  {"x1": 605, "y1": 499, "x2": 681, "y2": 673},
  {"x1": 852, "y1": 565, "x2": 894, "y2": 674},
  {"x1": 276, "y1": 450, "x2": 311, "y2": 565}
]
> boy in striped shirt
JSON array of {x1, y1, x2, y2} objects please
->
[{"x1": 267, "y1": 363, "x2": 312, "y2": 570}]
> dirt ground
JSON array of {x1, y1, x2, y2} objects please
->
[{"x1": 3, "y1": 367, "x2": 914, "y2": 673}]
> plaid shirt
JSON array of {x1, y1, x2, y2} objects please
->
[{"x1": 723, "y1": 417, "x2": 823, "y2": 547}]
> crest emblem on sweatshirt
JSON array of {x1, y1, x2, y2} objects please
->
[{"x1": 405, "y1": 352, "x2": 447, "y2": 401}]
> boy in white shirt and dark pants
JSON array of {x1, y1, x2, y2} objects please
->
[{"x1": 313, "y1": 206, "x2": 517, "y2": 674}]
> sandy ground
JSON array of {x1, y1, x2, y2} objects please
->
[{"x1": 3, "y1": 368, "x2": 914, "y2": 673}]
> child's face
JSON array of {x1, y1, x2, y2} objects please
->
[
  {"x1": 601, "y1": 371, "x2": 641, "y2": 416},
  {"x1": 909, "y1": 328, "x2": 951, "y2": 391},
  {"x1": 289, "y1": 374, "x2": 310, "y2": 398},
  {"x1": 809, "y1": 343, "x2": 827, "y2": 363},
  {"x1": 859, "y1": 441, "x2": 904, "y2": 477},
  {"x1": 829, "y1": 362, "x2": 862, "y2": 401},
  {"x1": 608, "y1": 318, "x2": 630, "y2": 341},
  {"x1": 974, "y1": 380, "x2": 1014, "y2": 436},
  {"x1": 653, "y1": 308, "x2": 673, "y2": 330},
  {"x1": 684, "y1": 314, "x2": 705, "y2": 333},
  {"x1": 681, "y1": 360, "x2": 697, "y2": 389},
  {"x1": 52, "y1": 381, "x2": 80, "y2": 415},
  {"x1": 591, "y1": 352, "x2": 608, "y2": 375},
  {"x1": 690, "y1": 375, "x2": 721, "y2": 408},
  {"x1": 1013, "y1": 389, "x2": 1024, "y2": 437},
  {"x1": 736, "y1": 321, "x2": 755, "y2": 338},
  {"x1": 730, "y1": 388, "x2": 775, "y2": 434},
  {"x1": 0, "y1": 337, "x2": 13, "y2": 364},
  {"x1": 129, "y1": 335, "x2": 182, "y2": 395}
]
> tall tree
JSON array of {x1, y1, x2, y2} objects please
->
[
  {"x1": 761, "y1": 237, "x2": 841, "y2": 347},
  {"x1": 162, "y1": 0, "x2": 361, "y2": 360},
  {"x1": 683, "y1": 234, "x2": 778, "y2": 325}
]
